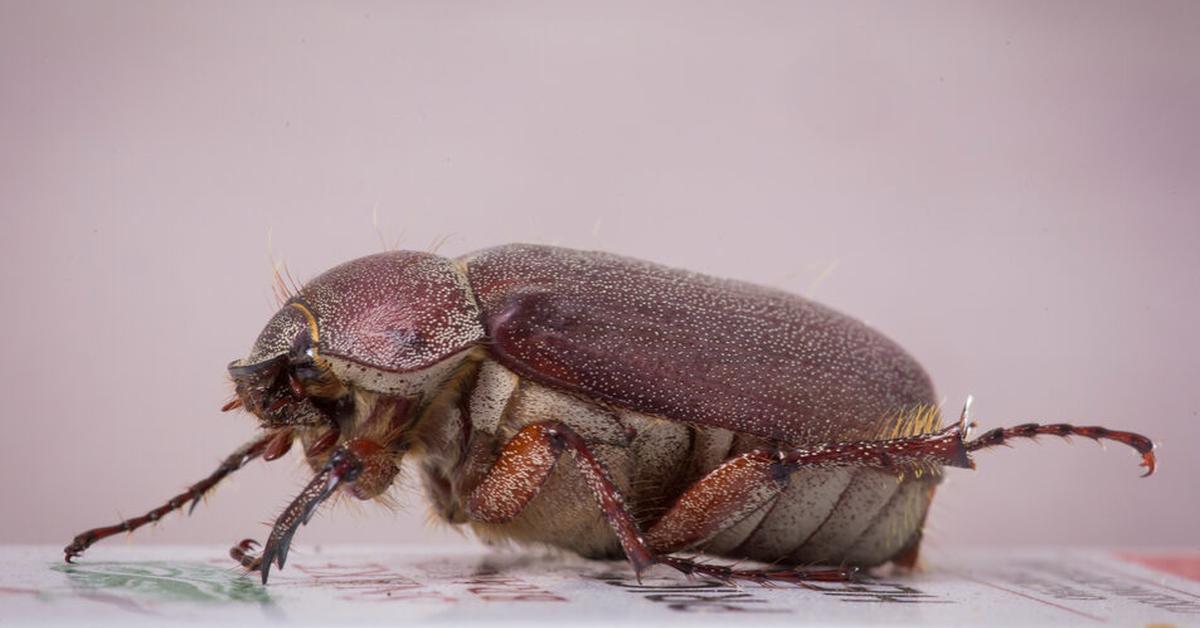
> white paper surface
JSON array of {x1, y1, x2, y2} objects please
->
[{"x1": 1, "y1": 545, "x2": 1197, "y2": 626}]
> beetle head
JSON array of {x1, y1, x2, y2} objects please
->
[
  {"x1": 227, "y1": 251, "x2": 487, "y2": 430},
  {"x1": 228, "y1": 303, "x2": 351, "y2": 428}
]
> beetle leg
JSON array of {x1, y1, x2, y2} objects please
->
[
  {"x1": 229, "y1": 538, "x2": 262, "y2": 570},
  {"x1": 235, "y1": 459, "x2": 345, "y2": 583},
  {"x1": 63, "y1": 431, "x2": 279, "y2": 563},
  {"x1": 646, "y1": 418, "x2": 1158, "y2": 565},
  {"x1": 963, "y1": 423, "x2": 1157, "y2": 477},
  {"x1": 238, "y1": 437, "x2": 397, "y2": 584},
  {"x1": 776, "y1": 417, "x2": 1156, "y2": 477},
  {"x1": 624, "y1": 423, "x2": 964, "y2": 557},
  {"x1": 650, "y1": 556, "x2": 855, "y2": 585},
  {"x1": 780, "y1": 426, "x2": 974, "y2": 471},
  {"x1": 464, "y1": 422, "x2": 655, "y2": 571},
  {"x1": 464, "y1": 423, "x2": 855, "y2": 584},
  {"x1": 262, "y1": 429, "x2": 295, "y2": 461},
  {"x1": 765, "y1": 419, "x2": 1154, "y2": 477},
  {"x1": 644, "y1": 450, "x2": 789, "y2": 553}
]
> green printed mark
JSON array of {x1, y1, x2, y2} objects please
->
[{"x1": 52, "y1": 562, "x2": 270, "y2": 604}]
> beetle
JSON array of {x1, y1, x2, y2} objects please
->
[{"x1": 64, "y1": 244, "x2": 1156, "y2": 584}]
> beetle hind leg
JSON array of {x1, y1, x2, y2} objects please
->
[
  {"x1": 654, "y1": 555, "x2": 856, "y2": 585},
  {"x1": 963, "y1": 422, "x2": 1157, "y2": 476},
  {"x1": 463, "y1": 422, "x2": 856, "y2": 585}
]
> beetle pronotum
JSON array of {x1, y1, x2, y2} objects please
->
[{"x1": 65, "y1": 244, "x2": 1156, "y2": 584}]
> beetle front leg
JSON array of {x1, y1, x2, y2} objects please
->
[
  {"x1": 63, "y1": 431, "x2": 282, "y2": 563},
  {"x1": 464, "y1": 423, "x2": 852, "y2": 584},
  {"x1": 230, "y1": 538, "x2": 262, "y2": 570},
  {"x1": 234, "y1": 437, "x2": 398, "y2": 583}
]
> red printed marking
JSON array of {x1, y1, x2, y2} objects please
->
[
  {"x1": 0, "y1": 586, "x2": 41, "y2": 597},
  {"x1": 1116, "y1": 552, "x2": 1200, "y2": 584},
  {"x1": 954, "y1": 572, "x2": 1106, "y2": 623},
  {"x1": 455, "y1": 574, "x2": 567, "y2": 602},
  {"x1": 293, "y1": 562, "x2": 458, "y2": 603}
]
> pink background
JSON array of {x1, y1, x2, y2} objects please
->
[{"x1": 2, "y1": 2, "x2": 1196, "y2": 555}]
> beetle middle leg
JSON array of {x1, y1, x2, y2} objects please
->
[{"x1": 463, "y1": 422, "x2": 854, "y2": 584}]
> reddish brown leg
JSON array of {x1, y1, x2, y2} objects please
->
[
  {"x1": 964, "y1": 423, "x2": 1157, "y2": 476},
  {"x1": 464, "y1": 422, "x2": 854, "y2": 585},
  {"x1": 641, "y1": 450, "x2": 861, "y2": 583},
  {"x1": 230, "y1": 538, "x2": 262, "y2": 569},
  {"x1": 234, "y1": 437, "x2": 397, "y2": 584},
  {"x1": 646, "y1": 415, "x2": 1156, "y2": 567},
  {"x1": 635, "y1": 476, "x2": 857, "y2": 583},
  {"x1": 778, "y1": 426, "x2": 973, "y2": 470},
  {"x1": 778, "y1": 417, "x2": 1154, "y2": 477},
  {"x1": 644, "y1": 452, "x2": 787, "y2": 552},
  {"x1": 465, "y1": 422, "x2": 654, "y2": 572},
  {"x1": 652, "y1": 556, "x2": 854, "y2": 585},
  {"x1": 63, "y1": 431, "x2": 280, "y2": 563},
  {"x1": 651, "y1": 416, "x2": 1154, "y2": 544}
]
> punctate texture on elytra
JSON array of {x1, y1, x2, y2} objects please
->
[{"x1": 466, "y1": 245, "x2": 935, "y2": 445}]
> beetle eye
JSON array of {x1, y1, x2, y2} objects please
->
[
  {"x1": 288, "y1": 357, "x2": 348, "y2": 401},
  {"x1": 292, "y1": 360, "x2": 325, "y2": 383}
]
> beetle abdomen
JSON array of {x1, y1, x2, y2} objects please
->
[
  {"x1": 432, "y1": 359, "x2": 933, "y2": 568},
  {"x1": 632, "y1": 433, "x2": 936, "y2": 567}
]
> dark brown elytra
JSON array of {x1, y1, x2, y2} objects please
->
[{"x1": 64, "y1": 244, "x2": 1157, "y2": 585}]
